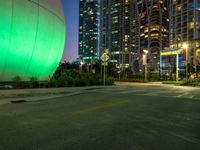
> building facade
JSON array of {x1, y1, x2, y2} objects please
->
[
  {"x1": 79, "y1": 0, "x2": 99, "y2": 63},
  {"x1": 80, "y1": 0, "x2": 200, "y2": 75},
  {"x1": 169, "y1": 0, "x2": 200, "y2": 73},
  {"x1": 135, "y1": 0, "x2": 170, "y2": 71},
  {"x1": 100, "y1": 0, "x2": 136, "y2": 69},
  {"x1": 100, "y1": 0, "x2": 170, "y2": 72}
]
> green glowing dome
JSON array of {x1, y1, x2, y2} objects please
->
[{"x1": 0, "y1": 0, "x2": 66, "y2": 81}]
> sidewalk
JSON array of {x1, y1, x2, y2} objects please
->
[
  {"x1": 1, "y1": 82, "x2": 200, "y2": 105},
  {"x1": 114, "y1": 81, "x2": 200, "y2": 90},
  {"x1": 0, "y1": 86, "x2": 105, "y2": 105}
]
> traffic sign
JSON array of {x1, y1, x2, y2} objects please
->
[
  {"x1": 101, "y1": 53, "x2": 109, "y2": 62},
  {"x1": 101, "y1": 52, "x2": 109, "y2": 86}
]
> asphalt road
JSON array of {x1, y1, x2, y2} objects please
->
[{"x1": 0, "y1": 83, "x2": 200, "y2": 150}]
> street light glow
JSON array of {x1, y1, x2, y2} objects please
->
[
  {"x1": 143, "y1": 49, "x2": 148, "y2": 81},
  {"x1": 143, "y1": 49, "x2": 148, "y2": 54},
  {"x1": 182, "y1": 43, "x2": 189, "y2": 81},
  {"x1": 80, "y1": 61, "x2": 84, "y2": 65},
  {"x1": 182, "y1": 43, "x2": 188, "y2": 49}
]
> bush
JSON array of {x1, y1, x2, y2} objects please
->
[
  {"x1": 180, "y1": 81, "x2": 200, "y2": 86},
  {"x1": 118, "y1": 78, "x2": 148, "y2": 83},
  {"x1": 162, "y1": 80, "x2": 200, "y2": 87},
  {"x1": 162, "y1": 81, "x2": 185, "y2": 85},
  {"x1": 148, "y1": 72, "x2": 160, "y2": 81},
  {"x1": 50, "y1": 70, "x2": 114, "y2": 87},
  {"x1": 126, "y1": 72, "x2": 160, "y2": 82},
  {"x1": 11, "y1": 69, "x2": 115, "y2": 89},
  {"x1": 12, "y1": 76, "x2": 23, "y2": 89},
  {"x1": 29, "y1": 77, "x2": 39, "y2": 88},
  {"x1": 106, "y1": 78, "x2": 115, "y2": 85}
]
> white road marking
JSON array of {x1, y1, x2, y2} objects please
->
[{"x1": 119, "y1": 90, "x2": 144, "y2": 94}]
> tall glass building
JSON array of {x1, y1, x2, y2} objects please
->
[
  {"x1": 135, "y1": 0, "x2": 170, "y2": 71},
  {"x1": 169, "y1": 0, "x2": 200, "y2": 73},
  {"x1": 79, "y1": 0, "x2": 99, "y2": 63},
  {"x1": 100, "y1": 0, "x2": 136, "y2": 68}
]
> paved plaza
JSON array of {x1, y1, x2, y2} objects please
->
[{"x1": 0, "y1": 82, "x2": 200, "y2": 149}]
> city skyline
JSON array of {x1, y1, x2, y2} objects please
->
[
  {"x1": 63, "y1": 1, "x2": 200, "y2": 64},
  {"x1": 78, "y1": 0, "x2": 200, "y2": 77}
]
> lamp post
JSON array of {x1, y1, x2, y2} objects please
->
[
  {"x1": 80, "y1": 60, "x2": 84, "y2": 73},
  {"x1": 176, "y1": 52, "x2": 179, "y2": 82},
  {"x1": 183, "y1": 43, "x2": 188, "y2": 81},
  {"x1": 143, "y1": 49, "x2": 148, "y2": 81},
  {"x1": 90, "y1": 50, "x2": 93, "y2": 73},
  {"x1": 116, "y1": 64, "x2": 122, "y2": 81}
]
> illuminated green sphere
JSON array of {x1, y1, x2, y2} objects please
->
[{"x1": 0, "y1": 0, "x2": 65, "y2": 81}]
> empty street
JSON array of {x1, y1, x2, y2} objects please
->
[{"x1": 0, "y1": 83, "x2": 200, "y2": 150}]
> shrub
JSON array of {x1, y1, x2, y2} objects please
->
[
  {"x1": 29, "y1": 77, "x2": 39, "y2": 88},
  {"x1": 162, "y1": 80, "x2": 200, "y2": 86},
  {"x1": 106, "y1": 78, "x2": 114, "y2": 85},
  {"x1": 12, "y1": 76, "x2": 22, "y2": 89},
  {"x1": 162, "y1": 81, "x2": 184, "y2": 85},
  {"x1": 47, "y1": 78, "x2": 57, "y2": 88},
  {"x1": 117, "y1": 78, "x2": 148, "y2": 83}
]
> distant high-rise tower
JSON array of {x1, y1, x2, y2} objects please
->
[
  {"x1": 100, "y1": 0, "x2": 170, "y2": 72},
  {"x1": 79, "y1": 0, "x2": 99, "y2": 63},
  {"x1": 169, "y1": 0, "x2": 200, "y2": 71},
  {"x1": 135, "y1": 0, "x2": 170, "y2": 71},
  {"x1": 100, "y1": 0, "x2": 136, "y2": 68}
]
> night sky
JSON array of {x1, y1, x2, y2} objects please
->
[{"x1": 61, "y1": 0, "x2": 79, "y2": 62}]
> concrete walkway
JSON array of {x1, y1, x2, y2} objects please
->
[
  {"x1": 1, "y1": 82, "x2": 200, "y2": 105},
  {"x1": 115, "y1": 81, "x2": 200, "y2": 90},
  {"x1": 0, "y1": 86, "x2": 106, "y2": 105}
]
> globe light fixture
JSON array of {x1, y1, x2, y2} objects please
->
[{"x1": 0, "y1": 0, "x2": 66, "y2": 81}]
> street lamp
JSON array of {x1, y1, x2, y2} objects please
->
[
  {"x1": 183, "y1": 43, "x2": 188, "y2": 81},
  {"x1": 116, "y1": 64, "x2": 122, "y2": 81},
  {"x1": 90, "y1": 50, "x2": 94, "y2": 73},
  {"x1": 80, "y1": 60, "x2": 84, "y2": 73},
  {"x1": 176, "y1": 52, "x2": 179, "y2": 82},
  {"x1": 143, "y1": 49, "x2": 148, "y2": 81}
]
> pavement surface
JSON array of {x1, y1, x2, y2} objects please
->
[
  {"x1": 1, "y1": 82, "x2": 200, "y2": 104},
  {"x1": 0, "y1": 86, "x2": 106, "y2": 105},
  {"x1": 0, "y1": 82, "x2": 200, "y2": 149}
]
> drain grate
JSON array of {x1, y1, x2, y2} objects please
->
[{"x1": 11, "y1": 100, "x2": 27, "y2": 104}]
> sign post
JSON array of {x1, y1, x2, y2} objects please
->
[{"x1": 101, "y1": 52, "x2": 109, "y2": 86}]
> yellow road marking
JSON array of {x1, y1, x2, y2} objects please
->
[
  {"x1": 142, "y1": 91, "x2": 158, "y2": 95},
  {"x1": 71, "y1": 100, "x2": 130, "y2": 116}
]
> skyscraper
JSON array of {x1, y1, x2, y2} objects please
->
[
  {"x1": 169, "y1": 0, "x2": 200, "y2": 72},
  {"x1": 100, "y1": 0, "x2": 136, "y2": 68},
  {"x1": 79, "y1": 0, "x2": 99, "y2": 63},
  {"x1": 135, "y1": 0, "x2": 170, "y2": 71},
  {"x1": 100, "y1": 0, "x2": 170, "y2": 72}
]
